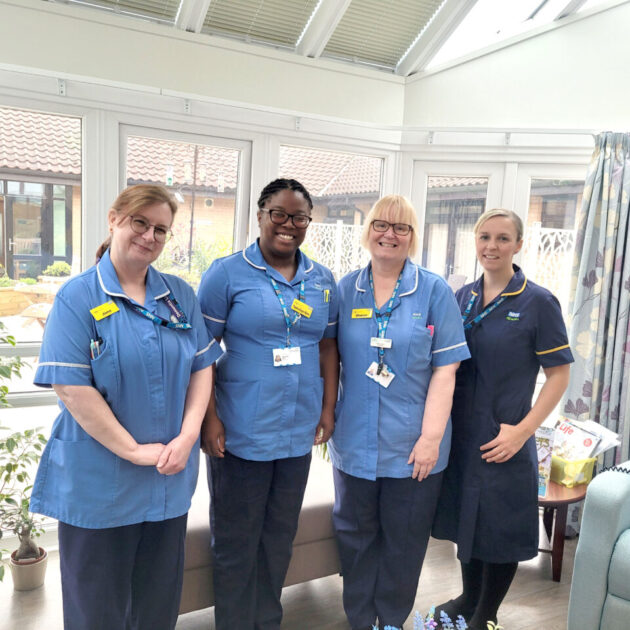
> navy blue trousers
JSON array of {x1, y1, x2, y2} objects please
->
[
  {"x1": 333, "y1": 468, "x2": 443, "y2": 629},
  {"x1": 208, "y1": 450, "x2": 311, "y2": 630},
  {"x1": 57, "y1": 515, "x2": 187, "y2": 630}
]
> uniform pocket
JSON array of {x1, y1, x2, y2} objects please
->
[
  {"x1": 90, "y1": 341, "x2": 120, "y2": 404},
  {"x1": 47, "y1": 438, "x2": 117, "y2": 520},
  {"x1": 216, "y1": 380, "x2": 262, "y2": 441}
]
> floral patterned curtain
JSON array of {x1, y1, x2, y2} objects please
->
[{"x1": 563, "y1": 132, "x2": 630, "y2": 465}]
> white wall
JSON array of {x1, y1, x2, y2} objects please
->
[
  {"x1": 403, "y1": 1, "x2": 630, "y2": 130},
  {"x1": 0, "y1": 0, "x2": 405, "y2": 126}
]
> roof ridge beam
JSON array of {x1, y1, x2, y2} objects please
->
[
  {"x1": 175, "y1": 0, "x2": 213, "y2": 33},
  {"x1": 395, "y1": 0, "x2": 478, "y2": 77},
  {"x1": 553, "y1": 0, "x2": 588, "y2": 19},
  {"x1": 296, "y1": 0, "x2": 352, "y2": 58}
]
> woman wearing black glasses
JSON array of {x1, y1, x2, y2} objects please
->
[
  {"x1": 328, "y1": 195, "x2": 469, "y2": 630},
  {"x1": 197, "y1": 178, "x2": 339, "y2": 630},
  {"x1": 31, "y1": 184, "x2": 219, "y2": 629}
]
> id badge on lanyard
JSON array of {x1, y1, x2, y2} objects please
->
[{"x1": 268, "y1": 274, "x2": 310, "y2": 366}]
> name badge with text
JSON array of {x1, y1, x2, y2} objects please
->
[
  {"x1": 90, "y1": 301, "x2": 120, "y2": 321},
  {"x1": 370, "y1": 337, "x2": 392, "y2": 349},
  {"x1": 291, "y1": 299, "x2": 313, "y2": 318},
  {"x1": 352, "y1": 308, "x2": 373, "y2": 319}
]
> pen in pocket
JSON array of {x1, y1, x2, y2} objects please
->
[{"x1": 89, "y1": 338, "x2": 103, "y2": 359}]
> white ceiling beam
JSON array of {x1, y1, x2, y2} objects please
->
[
  {"x1": 554, "y1": 0, "x2": 589, "y2": 19},
  {"x1": 395, "y1": 0, "x2": 478, "y2": 77},
  {"x1": 175, "y1": 0, "x2": 213, "y2": 33},
  {"x1": 296, "y1": 0, "x2": 352, "y2": 58}
]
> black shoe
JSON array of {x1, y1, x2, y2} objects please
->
[{"x1": 434, "y1": 598, "x2": 474, "y2": 627}]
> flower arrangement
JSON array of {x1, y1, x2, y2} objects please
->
[{"x1": 367, "y1": 608, "x2": 504, "y2": 630}]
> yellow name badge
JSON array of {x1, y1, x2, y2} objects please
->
[
  {"x1": 90, "y1": 300, "x2": 120, "y2": 321},
  {"x1": 291, "y1": 299, "x2": 313, "y2": 318},
  {"x1": 352, "y1": 308, "x2": 373, "y2": 319}
]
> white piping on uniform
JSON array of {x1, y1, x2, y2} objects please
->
[
  {"x1": 355, "y1": 275, "x2": 367, "y2": 293},
  {"x1": 154, "y1": 288, "x2": 170, "y2": 300},
  {"x1": 203, "y1": 314, "x2": 226, "y2": 323},
  {"x1": 96, "y1": 263, "x2": 126, "y2": 299},
  {"x1": 327, "y1": 320, "x2": 338, "y2": 326},
  {"x1": 399, "y1": 265, "x2": 418, "y2": 297},
  {"x1": 195, "y1": 338, "x2": 217, "y2": 357},
  {"x1": 242, "y1": 249, "x2": 266, "y2": 270},
  {"x1": 433, "y1": 341, "x2": 467, "y2": 354},
  {"x1": 39, "y1": 361, "x2": 91, "y2": 369}
]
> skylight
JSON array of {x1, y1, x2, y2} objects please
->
[{"x1": 426, "y1": 0, "x2": 582, "y2": 70}]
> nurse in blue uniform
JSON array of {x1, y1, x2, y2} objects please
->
[
  {"x1": 31, "y1": 185, "x2": 221, "y2": 630},
  {"x1": 197, "y1": 178, "x2": 339, "y2": 630},
  {"x1": 432, "y1": 209, "x2": 573, "y2": 630},
  {"x1": 329, "y1": 195, "x2": 470, "y2": 630}
]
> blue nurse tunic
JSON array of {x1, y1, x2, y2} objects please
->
[
  {"x1": 329, "y1": 259, "x2": 470, "y2": 480},
  {"x1": 197, "y1": 240, "x2": 338, "y2": 461},
  {"x1": 31, "y1": 249, "x2": 221, "y2": 529},
  {"x1": 432, "y1": 266, "x2": 574, "y2": 563}
]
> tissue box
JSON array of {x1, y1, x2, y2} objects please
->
[{"x1": 550, "y1": 455, "x2": 596, "y2": 487}]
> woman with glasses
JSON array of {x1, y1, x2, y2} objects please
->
[
  {"x1": 329, "y1": 195, "x2": 469, "y2": 630},
  {"x1": 197, "y1": 178, "x2": 339, "y2": 630},
  {"x1": 31, "y1": 184, "x2": 221, "y2": 629}
]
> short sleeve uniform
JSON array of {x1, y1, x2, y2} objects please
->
[
  {"x1": 329, "y1": 260, "x2": 470, "y2": 481},
  {"x1": 30, "y1": 249, "x2": 222, "y2": 529},
  {"x1": 432, "y1": 266, "x2": 574, "y2": 563},
  {"x1": 197, "y1": 240, "x2": 338, "y2": 461}
]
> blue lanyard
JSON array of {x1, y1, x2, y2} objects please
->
[
  {"x1": 128, "y1": 295, "x2": 192, "y2": 330},
  {"x1": 268, "y1": 275, "x2": 305, "y2": 347},
  {"x1": 462, "y1": 292, "x2": 506, "y2": 330},
  {"x1": 369, "y1": 269, "x2": 403, "y2": 372}
]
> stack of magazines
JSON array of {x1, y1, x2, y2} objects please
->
[{"x1": 553, "y1": 418, "x2": 620, "y2": 460}]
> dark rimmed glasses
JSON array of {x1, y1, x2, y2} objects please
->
[
  {"x1": 261, "y1": 209, "x2": 312, "y2": 229},
  {"x1": 129, "y1": 216, "x2": 172, "y2": 243},
  {"x1": 371, "y1": 219, "x2": 413, "y2": 236}
]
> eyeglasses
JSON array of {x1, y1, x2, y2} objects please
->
[
  {"x1": 261, "y1": 209, "x2": 312, "y2": 229},
  {"x1": 129, "y1": 216, "x2": 172, "y2": 243},
  {"x1": 371, "y1": 219, "x2": 413, "y2": 236}
]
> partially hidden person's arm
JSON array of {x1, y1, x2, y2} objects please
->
[
  {"x1": 157, "y1": 364, "x2": 212, "y2": 475},
  {"x1": 407, "y1": 362, "x2": 459, "y2": 481},
  {"x1": 314, "y1": 337, "x2": 339, "y2": 444},
  {"x1": 200, "y1": 346, "x2": 225, "y2": 458},
  {"x1": 481, "y1": 363, "x2": 570, "y2": 463},
  {"x1": 53, "y1": 384, "x2": 166, "y2": 465}
]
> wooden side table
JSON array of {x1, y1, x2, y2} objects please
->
[{"x1": 538, "y1": 480, "x2": 588, "y2": 581}]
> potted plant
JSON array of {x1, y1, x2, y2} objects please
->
[{"x1": 0, "y1": 321, "x2": 48, "y2": 589}]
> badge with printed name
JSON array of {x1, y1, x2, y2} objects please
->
[
  {"x1": 366, "y1": 361, "x2": 395, "y2": 388},
  {"x1": 90, "y1": 301, "x2": 120, "y2": 321},
  {"x1": 370, "y1": 337, "x2": 392, "y2": 349},
  {"x1": 352, "y1": 308, "x2": 373, "y2": 319},
  {"x1": 273, "y1": 346, "x2": 302, "y2": 366},
  {"x1": 291, "y1": 299, "x2": 313, "y2": 318}
]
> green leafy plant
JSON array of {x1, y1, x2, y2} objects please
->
[
  {"x1": 0, "y1": 320, "x2": 45, "y2": 580},
  {"x1": 42, "y1": 261, "x2": 71, "y2": 277},
  {"x1": 0, "y1": 276, "x2": 15, "y2": 288},
  {"x1": 20, "y1": 278, "x2": 38, "y2": 286},
  {"x1": 0, "y1": 427, "x2": 47, "y2": 580}
]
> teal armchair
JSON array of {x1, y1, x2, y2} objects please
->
[{"x1": 568, "y1": 460, "x2": 630, "y2": 630}]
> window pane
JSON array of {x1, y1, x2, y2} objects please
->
[
  {"x1": 23, "y1": 182, "x2": 44, "y2": 197},
  {"x1": 423, "y1": 176, "x2": 488, "y2": 283},
  {"x1": 523, "y1": 178, "x2": 584, "y2": 313},
  {"x1": 53, "y1": 199, "x2": 66, "y2": 257},
  {"x1": 126, "y1": 135, "x2": 241, "y2": 289},
  {"x1": 53, "y1": 185, "x2": 65, "y2": 197},
  {"x1": 0, "y1": 107, "x2": 82, "y2": 347},
  {"x1": 279, "y1": 145, "x2": 383, "y2": 278}
]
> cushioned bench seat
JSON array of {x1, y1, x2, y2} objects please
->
[{"x1": 179, "y1": 453, "x2": 340, "y2": 614}]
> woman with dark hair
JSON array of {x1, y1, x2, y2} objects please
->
[
  {"x1": 432, "y1": 209, "x2": 573, "y2": 629},
  {"x1": 31, "y1": 184, "x2": 221, "y2": 629},
  {"x1": 197, "y1": 178, "x2": 339, "y2": 630}
]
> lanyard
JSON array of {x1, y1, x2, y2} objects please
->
[
  {"x1": 369, "y1": 269, "x2": 403, "y2": 372},
  {"x1": 462, "y1": 292, "x2": 506, "y2": 330},
  {"x1": 268, "y1": 274, "x2": 305, "y2": 347},
  {"x1": 127, "y1": 295, "x2": 192, "y2": 330}
]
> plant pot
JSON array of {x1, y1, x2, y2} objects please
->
[{"x1": 9, "y1": 547, "x2": 48, "y2": 591}]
